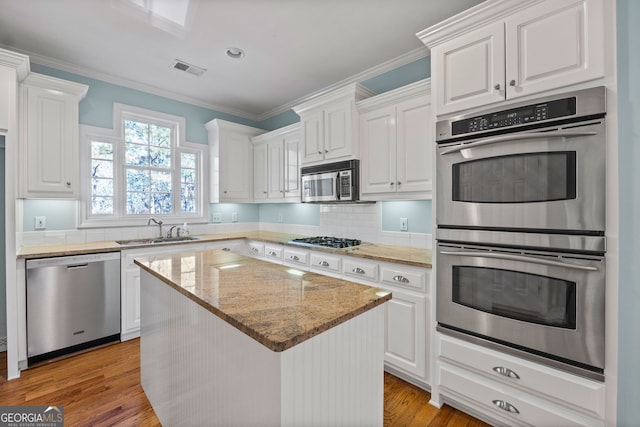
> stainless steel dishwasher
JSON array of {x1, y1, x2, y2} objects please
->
[{"x1": 26, "y1": 252, "x2": 121, "y2": 365}]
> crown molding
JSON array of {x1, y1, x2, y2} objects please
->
[
  {"x1": 0, "y1": 48, "x2": 31, "y2": 81},
  {"x1": 24, "y1": 73, "x2": 89, "y2": 99},
  {"x1": 417, "y1": 0, "x2": 544, "y2": 48},
  {"x1": 357, "y1": 79, "x2": 431, "y2": 112},
  {"x1": 1, "y1": 43, "x2": 430, "y2": 123},
  {"x1": 250, "y1": 122, "x2": 300, "y2": 143},
  {"x1": 204, "y1": 118, "x2": 264, "y2": 136},
  {"x1": 258, "y1": 46, "x2": 429, "y2": 121}
]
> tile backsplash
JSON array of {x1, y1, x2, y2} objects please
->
[{"x1": 17, "y1": 203, "x2": 432, "y2": 249}]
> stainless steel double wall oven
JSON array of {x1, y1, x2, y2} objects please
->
[{"x1": 435, "y1": 87, "x2": 607, "y2": 380}]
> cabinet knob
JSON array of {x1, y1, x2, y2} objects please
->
[
  {"x1": 397, "y1": 181, "x2": 401, "y2": 185},
  {"x1": 66, "y1": 182, "x2": 71, "y2": 187},
  {"x1": 509, "y1": 79, "x2": 516, "y2": 87},
  {"x1": 224, "y1": 190, "x2": 228, "y2": 194},
  {"x1": 324, "y1": 149, "x2": 328, "y2": 153},
  {"x1": 318, "y1": 151, "x2": 323, "y2": 155},
  {"x1": 263, "y1": 191, "x2": 267, "y2": 194},
  {"x1": 492, "y1": 400, "x2": 519, "y2": 414},
  {"x1": 494, "y1": 84, "x2": 501, "y2": 90},
  {"x1": 389, "y1": 182, "x2": 395, "y2": 186}
]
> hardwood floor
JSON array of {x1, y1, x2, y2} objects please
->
[{"x1": 0, "y1": 340, "x2": 488, "y2": 427}]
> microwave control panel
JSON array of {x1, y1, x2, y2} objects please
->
[{"x1": 339, "y1": 171, "x2": 352, "y2": 200}]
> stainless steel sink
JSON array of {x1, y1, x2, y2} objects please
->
[{"x1": 116, "y1": 236, "x2": 199, "y2": 246}]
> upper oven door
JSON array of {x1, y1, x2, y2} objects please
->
[
  {"x1": 301, "y1": 171, "x2": 339, "y2": 202},
  {"x1": 436, "y1": 119, "x2": 605, "y2": 233},
  {"x1": 436, "y1": 243, "x2": 605, "y2": 371}
]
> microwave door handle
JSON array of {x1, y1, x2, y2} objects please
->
[
  {"x1": 439, "y1": 131, "x2": 598, "y2": 155},
  {"x1": 335, "y1": 172, "x2": 341, "y2": 200},
  {"x1": 439, "y1": 250, "x2": 599, "y2": 271}
]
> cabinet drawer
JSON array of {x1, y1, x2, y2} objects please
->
[
  {"x1": 439, "y1": 335, "x2": 605, "y2": 419},
  {"x1": 342, "y1": 258, "x2": 378, "y2": 282},
  {"x1": 247, "y1": 241, "x2": 265, "y2": 257},
  {"x1": 380, "y1": 266, "x2": 426, "y2": 291},
  {"x1": 264, "y1": 244, "x2": 283, "y2": 261},
  {"x1": 283, "y1": 248, "x2": 309, "y2": 267},
  {"x1": 310, "y1": 253, "x2": 341, "y2": 273},
  {"x1": 439, "y1": 363, "x2": 602, "y2": 427}
]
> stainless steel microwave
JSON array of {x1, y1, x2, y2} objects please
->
[{"x1": 300, "y1": 160, "x2": 359, "y2": 203}]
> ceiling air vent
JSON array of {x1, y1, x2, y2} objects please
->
[{"x1": 170, "y1": 59, "x2": 206, "y2": 77}]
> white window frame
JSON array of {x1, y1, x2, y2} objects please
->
[{"x1": 79, "y1": 104, "x2": 208, "y2": 228}]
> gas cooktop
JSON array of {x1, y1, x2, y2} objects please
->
[{"x1": 289, "y1": 236, "x2": 362, "y2": 249}]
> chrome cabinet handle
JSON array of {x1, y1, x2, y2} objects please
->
[
  {"x1": 268, "y1": 250, "x2": 277, "y2": 256},
  {"x1": 290, "y1": 255, "x2": 299, "y2": 261},
  {"x1": 318, "y1": 260, "x2": 330, "y2": 267},
  {"x1": 492, "y1": 399, "x2": 519, "y2": 414},
  {"x1": 222, "y1": 247, "x2": 231, "y2": 252},
  {"x1": 390, "y1": 182, "x2": 395, "y2": 186},
  {"x1": 439, "y1": 131, "x2": 597, "y2": 155},
  {"x1": 393, "y1": 275, "x2": 409, "y2": 283},
  {"x1": 263, "y1": 191, "x2": 267, "y2": 194},
  {"x1": 439, "y1": 250, "x2": 599, "y2": 271},
  {"x1": 251, "y1": 247, "x2": 259, "y2": 252},
  {"x1": 492, "y1": 366, "x2": 520, "y2": 379},
  {"x1": 66, "y1": 181, "x2": 71, "y2": 186},
  {"x1": 397, "y1": 181, "x2": 401, "y2": 185},
  {"x1": 317, "y1": 151, "x2": 322, "y2": 155},
  {"x1": 494, "y1": 84, "x2": 501, "y2": 90},
  {"x1": 509, "y1": 79, "x2": 516, "y2": 86},
  {"x1": 324, "y1": 149, "x2": 329, "y2": 153},
  {"x1": 352, "y1": 267, "x2": 365, "y2": 274}
]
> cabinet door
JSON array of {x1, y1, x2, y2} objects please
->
[
  {"x1": 267, "y1": 140, "x2": 284, "y2": 199},
  {"x1": 505, "y1": 0, "x2": 605, "y2": 99},
  {"x1": 324, "y1": 100, "x2": 352, "y2": 160},
  {"x1": 0, "y1": 66, "x2": 12, "y2": 132},
  {"x1": 432, "y1": 21, "x2": 505, "y2": 115},
  {"x1": 220, "y1": 134, "x2": 252, "y2": 201},
  {"x1": 122, "y1": 266, "x2": 141, "y2": 340},
  {"x1": 22, "y1": 85, "x2": 79, "y2": 197},
  {"x1": 396, "y1": 97, "x2": 432, "y2": 194},
  {"x1": 283, "y1": 132, "x2": 301, "y2": 199},
  {"x1": 360, "y1": 106, "x2": 397, "y2": 195},
  {"x1": 301, "y1": 109, "x2": 324, "y2": 164},
  {"x1": 253, "y1": 143, "x2": 268, "y2": 200},
  {"x1": 384, "y1": 290, "x2": 427, "y2": 380}
]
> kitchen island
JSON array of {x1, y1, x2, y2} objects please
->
[{"x1": 135, "y1": 249, "x2": 392, "y2": 426}]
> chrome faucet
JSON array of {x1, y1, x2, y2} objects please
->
[
  {"x1": 147, "y1": 217, "x2": 163, "y2": 238},
  {"x1": 167, "y1": 225, "x2": 181, "y2": 238}
]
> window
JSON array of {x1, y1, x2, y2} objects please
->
[{"x1": 80, "y1": 104, "x2": 207, "y2": 227}]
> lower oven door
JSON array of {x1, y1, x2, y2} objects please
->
[{"x1": 436, "y1": 243, "x2": 605, "y2": 372}]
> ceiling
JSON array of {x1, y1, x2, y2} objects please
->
[{"x1": 0, "y1": 0, "x2": 482, "y2": 121}]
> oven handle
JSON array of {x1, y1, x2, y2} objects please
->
[
  {"x1": 439, "y1": 250, "x2": 599, "y2": 271},
  {"x1": 439, "y1": 131, "x2": 597, "y2": 155}
]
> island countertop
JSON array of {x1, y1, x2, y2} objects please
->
[{"x1": 135, "y1": 248, "x2": 392, "y2": 352}]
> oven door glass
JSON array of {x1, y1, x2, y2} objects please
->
[
  {"x1": 436, "y1": 243, "x2": 605, "y2": 371},
  {"x1": 436, "y1": 120, "x2": 605, "y2": 232},
  {"x1": 452, "y1": 266, "x2": 576, "y2": 328},
  {"x1": 452, "y1": 152, "x2": 576, "y2": 203}
]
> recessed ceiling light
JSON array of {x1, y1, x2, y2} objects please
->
[{"x1": 225, "y1": 47, "x2": 245, "y2": 59}]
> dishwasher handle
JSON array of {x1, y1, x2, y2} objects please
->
[{"x1": 67, "y1": 264, "x2": 89, "y2": 270}]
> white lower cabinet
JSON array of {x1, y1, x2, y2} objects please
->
[
  {"x1": 282, "y1": 247, "x2": 310, "y2": 269},
  {"x1": 204, "y1": 240, "x2": 245, "y2": 254},
  {"x1": 437, "y1": 334, "x2": 605, "y2": 426},
  {"x1": 310, "y1": 252, "x2": 342, "y2": 278},
  {"x1": 121, "y1": 241, "x2": 236, "y2": 340}
]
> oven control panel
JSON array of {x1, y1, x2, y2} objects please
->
[{"x1": 451, "y1": 96, "x2": 577, "y2": 136}]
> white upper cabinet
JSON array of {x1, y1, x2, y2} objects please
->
[
  {"x1": 0, "y1": 49, "x2": 29, "y2": 135},
  {"x1": 205, "y1": 119, "x2": 264, "y2": 203},
  {"x1": 293, "y1": 83, "x2": 375, "y2": 165},
  {"x1": 420, "y1": 0, "x2": 605, "y2": 116},
  {"x1": 251, "y1": 123, "x2": 301, "y2": 202},
  {"x1": 358, "y1": 80, "x2": 433, "y2": 200},
  {"x1": 19, "y1": 73, "x2": 88, "y2": 199}
]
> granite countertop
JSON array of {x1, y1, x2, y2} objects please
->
[
  {"x1": 17, "y1": 230, "x2": 432, "y2": 268},
  {"x1": 135, "y1": 249, "x2": 392, "y2": 352}
]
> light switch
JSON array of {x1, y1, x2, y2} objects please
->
[
  {"x1": 231, "y1": 212, "x2": 238, "y2": 222},
  {"x1": 400, "y1": 217, "x2": 408, "y2": 231},
  {"x1": 35, "y1": 216, "x2": 46, "y2": 230}
]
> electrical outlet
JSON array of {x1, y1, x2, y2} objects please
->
[
  {"x1": 35, "y1": 216, "x2": 46, "y2": 230},
  {"x1": 277, "y1": 213, "x2": 283, "y2": 223},
  {"x1": 400, "y1": 217, "x2": 408, "y2": 231},
  {"x1": 211, "y1": 212, "x2": 222, "y2": 223},
  {"x1": 231, "y1": 212, "x2": 238, "y2": 222}
]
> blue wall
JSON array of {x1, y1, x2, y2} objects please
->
[
  {"x1": 616, "y1": 1, "x2": 640, "y2": 424},
  {"x1": 381, "y1": 200, "x2": 432, "y2": 233}
]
